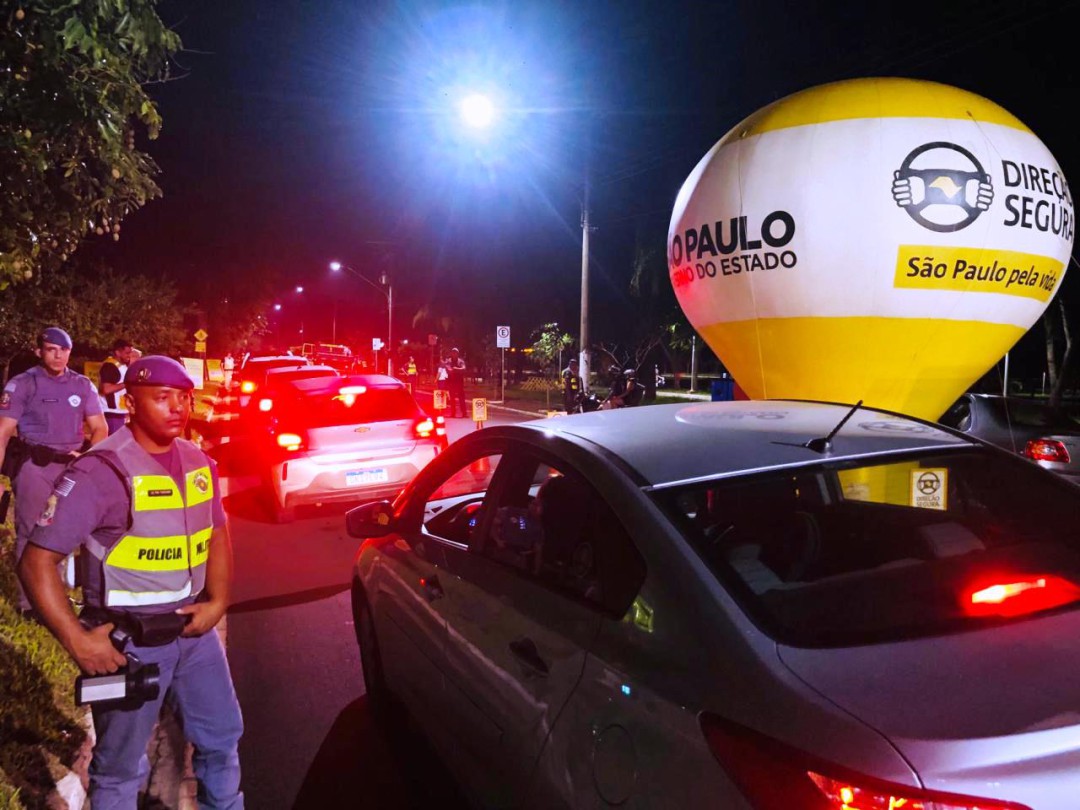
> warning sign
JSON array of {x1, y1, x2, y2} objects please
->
[
  {"x1": 910, "y1": 468, "x2": 948, "y2": 511},
  {"x1": 433, "y1": 390, "x2": 448, "y2": 410},
  {"x1": 471, "y1": 398, "x2": 488, "y2": 423}
]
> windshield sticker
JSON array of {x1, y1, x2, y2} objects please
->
[{"x1": 911, "y1": 468, "x2": 948, "y2": 510}]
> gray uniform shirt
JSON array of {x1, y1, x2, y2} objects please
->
[{"x1": 1, "y1": 366, "x2": 103, "y2": 452}]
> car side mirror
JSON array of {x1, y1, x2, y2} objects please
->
[{"x1": 346, "y1": 500, "x2": 396, "y2": 538}]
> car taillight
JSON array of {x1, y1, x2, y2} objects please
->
[
  {"x1": 415, "y1": 418, "x2": 436, "y2": 439},
  {"x1": 258, "y1": 398, "x2": 273, "y2": 412},
  {"x1": 276, "y1": 432, "x2": 303, "y2": 451},
  {"x1": 240, "y1": 380, "x2": 256, "y2": 394},
  {"x1": 1024, "y1": 438, "x2": 1070, "y2": 463},
  {"x1": 964, "y1": 574, "x2": 1080, "y2": 618},
  {"x1": 699, "y1": 713, "x2": 1029, "y2": 810}
]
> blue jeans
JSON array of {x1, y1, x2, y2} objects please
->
[{"x1": 89, "y1": 628, "x2": 244, "y2": 810}]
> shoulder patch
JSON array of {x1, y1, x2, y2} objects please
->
[
  {"x1": 36, "y1": 494, "x2": 58, "y2": 527},
  {"x1": 3, "y1": 381, "x2": 15, "y2": 393}
]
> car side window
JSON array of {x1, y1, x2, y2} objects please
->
[
  {"x1": 422, "y1": 454, "x2": 503, "y2": 544},
  {"x1": 480, "y1": 456, "x2": 645, "y2": 616}
]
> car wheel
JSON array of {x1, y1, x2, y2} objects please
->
[{"x1": 353, "y1": 582, "x2": 392, "y2": 716}]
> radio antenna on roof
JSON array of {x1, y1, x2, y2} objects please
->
[{"x1": 804, "y1": 400, "x2": 863, "y2": 454}]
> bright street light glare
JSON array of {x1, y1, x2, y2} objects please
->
[
  {"x1": 461, "y1": 93, "x2": 495, "y2": 129},
  {"x1": 329, "y1": 261, "x2": 342, "y2": 272},
  {"x1": 274, "y1": 304, "x2": 282, "y2": 311},
  {"x1": 295, "y1": 285, "x2": 304, "y2": 293}
]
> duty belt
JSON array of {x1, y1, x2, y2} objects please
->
[{"x1": 79, "y1": 607, "x2": 190, "y2": 647}]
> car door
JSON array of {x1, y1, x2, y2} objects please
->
[{"x1": 434, "y1": 447, "x2": 608, "y2": 809}]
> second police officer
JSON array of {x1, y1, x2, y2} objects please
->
[
  {"x1": 0, "y1": 327, "x2": 107, "y2": 615},
  {"x1": 18, "y1": 356, "x2": 244, "y2": 809},
  {"x1": 562, "y1": 357, "x2": 583, "y2": 413}
]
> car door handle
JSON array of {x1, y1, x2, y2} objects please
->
[
  {"x1": 420, "y1": 575, "x2": 444, "y2": 602},
  {"x1": 508, "y1": 637, "x2": 549, "y2": 677}
]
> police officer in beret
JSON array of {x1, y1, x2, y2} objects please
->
[
  {"x1": 18, "y1": 355, "x2": 244, "y2": 809},
  {"x1": 0, "y1": 327, "x2": 107, "y2": 614}
]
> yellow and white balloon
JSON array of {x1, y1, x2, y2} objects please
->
[{"x1": 668, "y1": 77, "x2": 1074, "y2": 420}]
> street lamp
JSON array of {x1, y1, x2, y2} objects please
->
[{"x1": 329, "y1": 261, "x2": 393, "y2": 375}]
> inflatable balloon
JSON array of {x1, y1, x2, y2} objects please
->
[{"x1": 668, "y1": 78, "x2": 1073, "y2": 420}]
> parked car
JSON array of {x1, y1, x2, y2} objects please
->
[
  {"x1": 234, "y1": 355, "x2": 311, "y2": 409},
  {"x1": 260, "y1": 374, "x2": 446, "y2": 522},
  {"x1": 939, "y1": 393, "x2": 1080, "y2": 481},
  {"x1": 347, "y1": 399, "x2": 1080, "y2": 809}
]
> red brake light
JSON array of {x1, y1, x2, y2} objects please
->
[
  {"x1": 1024, "y1": 438, "x2": 1070, "y2": 463},
  {"x1": 258, "y1": 398, "x2": 273, "y2": 412},
  {"x1": 700, "y1": 713, "x2": 1029, "y2": 810},
  {"x1": 240, "y1": 380, "x2": 256, "y2": 394},
  {"x1": 964, "y1": 574, "x2": 1080, "y2": 617},
  {"x1": 415, "y1": 418, "x2": 436, "y2": 439},
  {"x1": 276, "y1": 432, "x2": 303, "y2": 451}
]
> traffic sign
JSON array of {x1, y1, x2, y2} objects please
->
[
  {"x1": 433, "y1": 390, "x2": 448, "y2": 410},
  {"x1": 193, "y1": 328, "x2": 209, "y2": 342},
  {"x1": 472, "y1": 398, "x2": 488, "y2": 423},
  {"x1": 194, "y1": 340, "x2": 207, "y2": 353},
  {"x1": 496, "y1": 325, "x2": 510, "y2": 349},
  {"x1": 372, "y1": 337, "x2": 384, "y2": 351},
  {"x1": 428, "y1": 333, "x2": 439, "y2": 347}
]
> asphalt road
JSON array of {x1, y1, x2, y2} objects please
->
[{"x1": 203, "y1": 405, "x2": 533, "y2": 810}]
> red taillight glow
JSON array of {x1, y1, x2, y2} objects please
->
[
  {"x1": 258, "y1": 398, "x2": 273, "y2": 412},
  {"x1": 276, "y1": 432, "x2": 303, "y2": 451},
  {"x1": 240, "y1": 380, "x2": 256, "y2": 394},
  {"x1": 965, "y1": 574, "x2": 1080, "y2": 617},
  {"x1": 699, "y1": 713, "x2": 1029, "y2": 810},
  {"x1": 1024, "y1": 438, "x2": 1070, "y2": 463},
  {"x1": 415, "y1": 418, "x2": 436, "y2": 439}
]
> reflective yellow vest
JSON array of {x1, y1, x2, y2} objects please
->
[{"x1": 83, "y1": 429, "x2": 215, "y2": 609}]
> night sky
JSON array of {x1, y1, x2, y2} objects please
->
[{"x1": 90, "y1": 0, "x2": 1080, "y2": 376}]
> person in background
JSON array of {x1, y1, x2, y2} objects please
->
[
  {"x1": 222, "y1": 352, "x2": 235, "y2": 388},
  {"x1": 19, "y1": 355, "x2": 244, "y2": 809},
  {"x1": 447, "y1": 347, "x2": 467, "y2": 418},
  {"x1": 620, "y1": 368, "x2": 646, "y2": 407},
  {"x1": 99, "y1": 339, "x2": 134, "y2": 435},
  {"x1": 0, "y1": 327, "x2": 108, "y2": 616},
  {"x1": 562, "y1": 358, "x2": 583, "y2": 414},
  {"x1": 405, "y1": 356, "x2": 418, "y2": 393}
]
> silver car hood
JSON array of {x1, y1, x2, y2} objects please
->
[{"x1": 778, "y1": 609, "x2": 1080, "y2": 807}]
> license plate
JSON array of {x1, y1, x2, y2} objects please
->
[{"x1": 346, "y1": 468, "x2": 389, "y2": 486}]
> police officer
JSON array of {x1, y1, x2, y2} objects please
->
[
  {"x1": 99, "y1": 338, "x2": 134, "y2": 435},
  {"x1": 18, "y1": 356, "x2": 244, "y2": 809},
  {"x1": 0, "y1": 327, "x2": 107, "y2": 614},
  {"x1": 621, "y1": 368, "x2": 645, "y2": 407},
  {"x1": 562, "y1": 358, "x2": 583, "y2": 413},
  {"x1": 447, "y1": 347, "x2": 467, "y2": 418},
  {"x1": 405, "y1": 355, "x2": 419, "y2": 393}
]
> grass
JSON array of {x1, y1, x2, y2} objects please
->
[{"x1": 0, "y1": 493, "x2": 87, "y2": 810}]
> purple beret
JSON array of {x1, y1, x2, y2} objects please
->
[{"x1": 125, "y1": 356, "x2": 194, "y2": 390}]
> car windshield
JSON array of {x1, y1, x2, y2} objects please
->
[
  {"x1": 266, "y1": 368, "x2": 336, "y2": 386},
  {"x1": 288, "y1": 386, "x2": 419, "y2": 428},
  {"x1": 653, "y1": 447, "x2": 1080, "y2": 647}
]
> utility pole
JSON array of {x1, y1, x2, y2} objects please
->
[
  {"x1": 579, "y1": 180, "x2": 591, "y2": 392},
  {"x1": 691, "y1": 334, "x2": 699, "y2": 392}
]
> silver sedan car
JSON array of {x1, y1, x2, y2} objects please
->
[{"x1": 346, "y1": 400, "x2": 1080, "y2": 809}]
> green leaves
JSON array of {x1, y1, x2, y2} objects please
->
[{"x1": 1, "y1": 0, "x2": 180, "y2": 286}]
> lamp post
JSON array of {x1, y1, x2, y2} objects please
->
[{"x1": 329, "y1": 261, "x2": 393, "y2": 375}]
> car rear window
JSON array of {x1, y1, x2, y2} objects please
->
[
  {"x1": 289, "y1": 386, "x2": 420, "y2": 428},
  {"x1": 654, "y1": 448, "x2": 1080, "y2": 647}
]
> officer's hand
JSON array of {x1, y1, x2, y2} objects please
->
[
  {"x1": 176, "y1": 600, "x2": 226, "y2": 637},
  {"x1": 72, "y1": 623, "x2": 128, "y2": 675}
]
